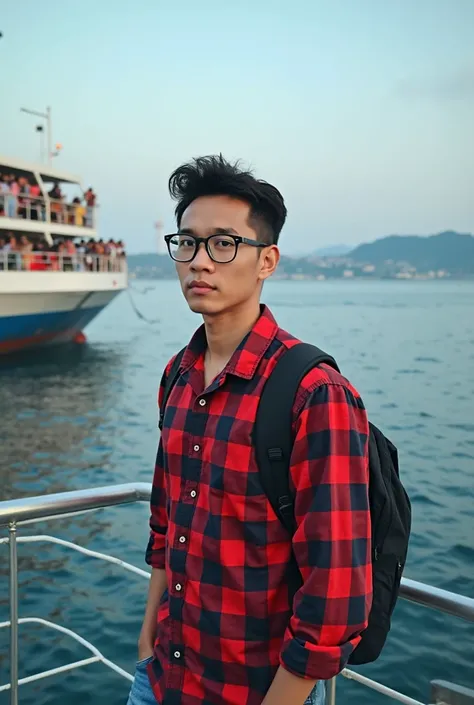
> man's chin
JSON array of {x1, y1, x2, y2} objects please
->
[{"x1": 187, "y1": 299, "x2": 219, "y2": 315}]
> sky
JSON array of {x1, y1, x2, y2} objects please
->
[{"x1": 1, "y1": 0, "x2": 473, "y2": 255}]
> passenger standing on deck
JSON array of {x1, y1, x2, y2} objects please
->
[
  {"x1": 0, "y1": 174, "x2": 8, "y2": 216},
  {"x1": 70, "y1": 197, "x2": 85, "y2": 226},
  {"x1": 127, "y1": 156, "x2": 372, "y2": 705},
  {"x1": 84, "y1": 187, "x2": 96, "y2": 227},
  {"x1": 6, "y1": 175, "x2": 19, "y2": 218},
  {"x1": 29, "y1": 181, "x2": 42, "y2": 220}
]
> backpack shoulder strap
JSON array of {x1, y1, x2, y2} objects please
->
[
  {"x1": 158, "y1": 347, "x2": 186, "y2": 431},
  {"x1": 254, "y1": 343, "x2": 339, "y2": 534}
]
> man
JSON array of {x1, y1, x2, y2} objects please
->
[
  {"x1": 84, "y1": 187, "x2": 96, "y2": 227},
  {"x1": 127, "y1": 155, "x2": 372, "y2": 705}
]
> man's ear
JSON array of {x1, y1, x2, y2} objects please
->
[{"x1": 258, "y1": 245, "x2": 280, "y2": 281}]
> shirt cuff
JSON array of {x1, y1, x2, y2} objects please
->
[
  {"x1": 279, "y1": 634, "x2": 360, "y2": 681},
  {"x1": 145, "y1": 533, "x2": 166, "y2": 570}
]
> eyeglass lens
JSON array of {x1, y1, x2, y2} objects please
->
[{"x1": 168, "y1": 234, "x2": 237, "y2": 263}]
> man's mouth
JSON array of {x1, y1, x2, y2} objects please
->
[{"x1": 188, "y1": 280, "x2": 216, "y2": 293}]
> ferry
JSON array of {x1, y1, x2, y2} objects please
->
[{"x1": 0, "y1": 154, "x2": 127, "y2": 355}]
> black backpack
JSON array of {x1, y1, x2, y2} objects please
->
[{"x1": 159, "y1": 342, "x2": 412, "y2": 665}]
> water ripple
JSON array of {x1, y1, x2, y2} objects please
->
[{"x1": 1, "y1": 280, "x2": 473, "y2": 705}]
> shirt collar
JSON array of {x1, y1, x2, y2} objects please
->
[{"x1": 180, "y1": 304, "x2": 279, "y2": 380}]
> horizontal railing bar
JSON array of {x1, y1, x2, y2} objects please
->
[
  {"x1": 0, "y1": 656, "x2": 101, "y2": 692},
  {"x1": 17, "y1": 507, "x2": 100, "y2": 525},
  {"x1": 341, "y1": 668, "x2": 425, "y2": 705},
  {"x1": 0, "y1": 192, "x2": 98, "y2": 228},
  {"x1": 3, "y1": 534, "x2": 470, "y2": 620},
  {"x1": 0, "y1": 251, "x2": 127, "y2": 273},
  {"x1": 0, "y1": 194, "x2": 97, "y2": 206},
  {"x1": 0, "y1": 483, "x2": 473, "y2": 623},
  {"x1": 0, "y1": 482, "x2": 151, "y2": 527},
  {"x1": 401, "y1": 577, "x2": 474, "y2": 621},
  {"x1": 0, "y1": 193, "x2": 45, "y2": 204},
  {"x1": 0, "y1": 534, "x2": 151, "y2": 579},
  {"x1": 0, "y1": 617, "x2": 134, "y2": 683}
]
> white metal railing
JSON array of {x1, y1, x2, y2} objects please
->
[
  {"x1": 0, "y1": 250, "x2": 127, "y2": 273},
  {"x1": 0, "y1": 192, "x2": 97, "y2": 228},
  {"x1": 48, "y1": 197, "x2": 97, "y2": 229},
  {"x1": 0, "y1": 483, "x2": 473, "y2": 705},
  {"x1": 0, "y1": 193, "x2": 46, "y2": 221}
]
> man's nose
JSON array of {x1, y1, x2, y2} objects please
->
[{"x1": 191, "y1": 241, "x2": 214, "y2": 270}]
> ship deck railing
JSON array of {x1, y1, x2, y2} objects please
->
[
  {"x1": 0, "y1": 483, "x2": 473, "y2": 705},
  {"x1": 0, "y1": 250, "x2": 127, "y2": 273},
  {"x1": 0, "y1": 192, "x2": 97, "y2": 228}
]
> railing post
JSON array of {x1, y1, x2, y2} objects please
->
[
  {"x1": 45, "y1": 196, "x2": 51, "y2": 224},
  {"x1": 9, "y1": 523, "x2": 19, "y2": 705},
  {"x1": 326, "y1": 677, "x2": 336, "y2": 705}
]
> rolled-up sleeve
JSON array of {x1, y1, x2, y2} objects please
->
[
  {"x1": 145, "y1": 365, "x2": 170, "y2": 570},
  {"x1": 279, "y1": 381, "x2": 372, "y2": 681},
  {"x1": 145, "y1": 439, "x2": 167, "y2": 569}
]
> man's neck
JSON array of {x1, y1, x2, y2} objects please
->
[{"x1": 203, "y1": 302, "x2": 261, "y2": 366}]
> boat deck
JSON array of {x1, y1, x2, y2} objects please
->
[{"x1": 0, "y1": 484, "x2": 473, "y2": 705}]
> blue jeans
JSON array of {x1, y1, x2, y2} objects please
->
[
  {"x1": 125, "y1": 656, "x2": 326, "y2": 705},
  {"x1": 126, "y1": 656, "x2": 157, "y2": 705},
  {"x1": 305, "y1": 680, "x2": 326, "y2": 705}
]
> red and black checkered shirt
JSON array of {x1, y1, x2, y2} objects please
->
[{"x1": 145, "y1": 305, "x2": 372, "y2": 705}]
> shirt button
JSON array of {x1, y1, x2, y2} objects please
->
[
  {"x1": 174, "y1": 650, "x2": 181, "y2": 659},
  {"x1": 199, "y1": 399, "x2": 206, "y2": 407},
  {"x1": 175, "y1": 583, "x2": 182, "y2": 591},
  {"x1": 179, "y1": 536, "x2": 186, "y2": 544},
  {"x1": 193, "y1": 444, "x2": 200, "y2": 452},
  {"x1": 190, "y1": 490, "x2": 197, "y2": 498}
]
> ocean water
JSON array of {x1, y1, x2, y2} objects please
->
[{"x1": 0, "y1": 279, "x2": 473, "y2": 705}]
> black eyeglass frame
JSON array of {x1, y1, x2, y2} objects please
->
[{"x1": 164, "y1": 233, "x2": 270, "y2": 263}]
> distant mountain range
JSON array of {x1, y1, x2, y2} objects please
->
[
  {"x1": 348, "y1": 230, "x2": 474, "y2": 274},
  {"x1": 127, "y1": 230, "x2": 474, "y2": 279}
]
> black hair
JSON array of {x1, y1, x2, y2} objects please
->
[{"x1": 168, "y1": 154, "x2": 286, "y2": 245}]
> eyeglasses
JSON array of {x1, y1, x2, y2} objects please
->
[{"x1": 164, "y1": 233, "x2": 269, "y2": 264}]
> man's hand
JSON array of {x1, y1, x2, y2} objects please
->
[
  {"x1": 137, "y1": 635, "x2": 154, "y2": 661},
  {"x1": 261, "y1": 666, "x2": 317, "y2": 705}
]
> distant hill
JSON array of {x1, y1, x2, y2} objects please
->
[
  {"x1": 349, "y1": 231, "x2": 474, "y2": 274},
  {"x1": 312, "y1": 244, "x2": 352, "y2": 257},
  {"x1": 127, "y1": 252, "x2": 175, "y2": 277},
  {"x1": 127, "y1": 230, "x2": 474, "y2": 279}
]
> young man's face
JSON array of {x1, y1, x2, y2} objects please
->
[{"x1": 174, "y1": 195, "x2": 279, "y2": 317}]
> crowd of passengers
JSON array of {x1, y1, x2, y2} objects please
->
[
  {"x1": 0, "y1": 234, "x2": 126, "y2": 271},
  {"x1": 0, "y1": 172, "x2": 97, "y2": 227}
]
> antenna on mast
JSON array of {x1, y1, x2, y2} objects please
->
[{"x1": 20, "y1": 106, "x2": 54, "y2": 164}]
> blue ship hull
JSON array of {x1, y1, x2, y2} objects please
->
[{"x1": 0, "y1": 305, "x2": 107, "y2": 354}]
